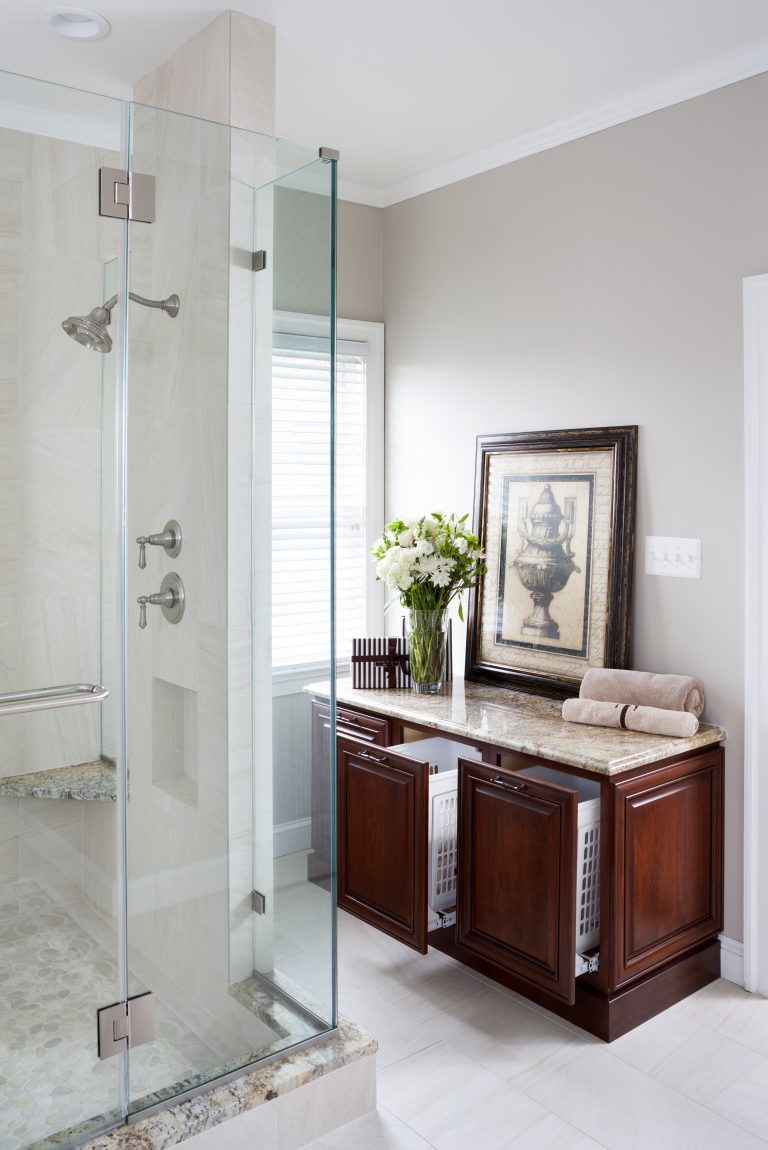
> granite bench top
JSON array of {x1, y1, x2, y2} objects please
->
[
  {"x1": 307, "y1": 677, "x2": 726, "y2": 777},
  {"x1": 0, "y1": 758, "x2": 117, "y2": 800}
]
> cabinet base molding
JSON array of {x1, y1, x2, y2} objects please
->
[{"x1": 429, "y1": 931, "x2": 721, "y2": 1041}]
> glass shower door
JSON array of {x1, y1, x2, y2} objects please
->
[
  {"x1": 0, "y1": 71, "x2": 125, "y2": 1150},
  {"x1": 123, "y1": 103, "x2": 337, "y2": 1115},
  {"x1": 0, "y1": 68, "x2": 338, "y2": 1147},
  {"x1": 263, "y1": 156, "x2": 337, "y2": 1028}
]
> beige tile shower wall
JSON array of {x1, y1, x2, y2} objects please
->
[
  {"x1": 13, "y1": 134, "x2": 120, "y2": 778},
  {"x1": 125, "y1": 99, "x2": 233, "y2": 1023},
  {"x1": 382, "y1": 74, "x2": 768, "y2": 943},
  {"x1": 0, "y1": 126, "x2": 121, "y2": 910},
  {"x1": 128, "y1": 10, "x2": 277, "y2": 1016}
]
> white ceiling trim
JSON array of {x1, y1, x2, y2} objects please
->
[
  {"x1": 340, "y1": 37, "x2": 768, "y2": 209},
  {"x1": 337, "y1": 177, "x2": 387, "y2": 208}
]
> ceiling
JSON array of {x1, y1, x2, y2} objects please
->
[{"x1": 2, "y1": 0, "x2": 768, "y2": 205}]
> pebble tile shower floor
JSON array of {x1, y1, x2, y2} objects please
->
[{"x1": 0, "y1": 881, "x2": 218, "y2": 1150}]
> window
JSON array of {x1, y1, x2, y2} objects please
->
[{"x1": 272, "y1": 316, "x2": 384, "y2": 675}]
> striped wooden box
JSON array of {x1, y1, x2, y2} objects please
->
[{"x1": 351, "y1": 620, "x2": 453, "y2": 688}]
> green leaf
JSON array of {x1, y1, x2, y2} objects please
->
[{"x1": 458, "y1": 601, "x2": 464, "y2": 622}]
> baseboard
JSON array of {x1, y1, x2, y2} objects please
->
[
  {"x1": 274, "y1": 817, "x2": 312, "y2": 857},
  {"x1": 719, "y1": 934, "x2": 745, "y2": 986}
]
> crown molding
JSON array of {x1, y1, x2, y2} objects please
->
[
  {"x1": 339, "y1": 38, "x2": 768, "y2": 209},
  {"x1": 337, "y1": 177, "x2": 386, "y2": 208}
]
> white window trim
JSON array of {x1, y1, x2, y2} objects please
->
[{"x1": 271, "y1": 312, "x2": 384, "y2": 694}]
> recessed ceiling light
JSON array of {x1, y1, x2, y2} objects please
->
[{"x1": 39, "y1": 7, "x2": 111, "y2": 41}]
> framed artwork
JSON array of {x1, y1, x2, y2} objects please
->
[{"x1": 465, "y1": 426, "x2": 638, "y2": 698}]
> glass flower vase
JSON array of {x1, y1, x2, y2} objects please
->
[{"x1": 406, "y1": 608, "x2": 448, "y2": 694}]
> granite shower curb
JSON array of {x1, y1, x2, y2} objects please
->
[{"x1": 75, "y1": 1020, "x2": 376, "y2": 1150}]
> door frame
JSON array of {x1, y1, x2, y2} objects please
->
[{"x1": 743, "y1": 274, "x2": 768, "y2": 994}]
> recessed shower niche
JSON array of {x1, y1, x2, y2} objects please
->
[{"x1": 152, "y1": 677, "x2": 198, "y2": 807}]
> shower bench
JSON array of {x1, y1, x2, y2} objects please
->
[
  {"x1": 0, "y1": 759, "x2": 116, "y2": 801},
  {"x1": 308, "y1": 677, "x2": 726, "y2": 1042}
]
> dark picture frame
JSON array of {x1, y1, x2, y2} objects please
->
[{"x1": 465, "y1": 426, "x2": 638, "y2": 698}]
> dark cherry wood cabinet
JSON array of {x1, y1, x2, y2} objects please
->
[
  {"x1": 311, "y1": 690, "x2": 725, "y2": 1041},
  {"x1": 337, "y1": 736, "x2": 429, "y2": 951},
  {"x1": 611, "y1": 748, "x2": 724, "y2": 989},
  {"x1": 308, "y1": 701, "x2": 391, "y2": 887},
  {"x1": 457, "y1": 760, "x2": 578, "y2": 1004}
]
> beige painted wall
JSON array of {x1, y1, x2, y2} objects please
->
[
  {"x1": 339, "y1": 201, "x2": 384, "y2": 321},
  {"x1": 382, "y1": 74, "x2": 768, "y2": 942},
  {"x1": 274, "y1": 194, "x2": 383, "y2": 320}
]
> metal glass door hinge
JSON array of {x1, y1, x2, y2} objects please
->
[
  {"x1": 99, "y1": 167, "x2": 156, "y2": 223},
  {"x1": 97, "y1": 991, "x2": 156, "y2": 1060}
]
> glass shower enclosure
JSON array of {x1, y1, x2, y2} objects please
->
[{"x1": 0, "y1": 71, "x2": 337, "y2": 1150}]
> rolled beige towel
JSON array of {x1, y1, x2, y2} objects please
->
[
  {"x1": 563, "y1": 697, "x2": 699, "y2": 738},
  {"x1": 579, "y1": 668, "x2": 704, "y2": 718}
]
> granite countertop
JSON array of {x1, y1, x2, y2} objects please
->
[
  {"x1": 0, "y1": 759, "x2": 117, "y2": 800},
  {"x1": 307, "y1": 678, "x2": 726, "y2": 777}
]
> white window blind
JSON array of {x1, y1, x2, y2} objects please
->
[{"x1": 272, "y1": 335, "x2": 368, "y2": 670}]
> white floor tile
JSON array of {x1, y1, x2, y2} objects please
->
[
  {"x1": 708, "y1": 1057, "x2": 768, "y2": 1141},
  {"x1": 337, "y1": 912, "x2": 455, "y2": 996},
  {"x1": 522, "y1": 1043, "x2": 767, "y2": 1149},
  {"x1": 300, "y1": 1106, "x2": 434, "y2": 1150},
  {"x1": 608, "y1": 1007, "x2": 706, "y2": 1075},
  {"x1": 672, "y1": 979, "x2": 768, "y2": 1055},
  {"x1": 339, "y1": 979, "x2": 439, "y2": 1070},
  {"x1": 505, "y1": 1112, "x2": 608, "y2": 1149},
  {"x1": 293, "y1": 918, "x2": 768, "y2": 1150},
  {"x1": 377, "y1": 1042, "x2": 508, "y2": 1130},
  {"x1": 407, "y1": 1084, "x2": 552, "y2": 1150},
  {"x1": 652, "y1": 1026, "x2": 765, "y2": 1103},
  {"x1": 417, "y1": 981, "x2": 590, "y2": 1083}
]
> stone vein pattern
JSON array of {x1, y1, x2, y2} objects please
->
[
  {"x1": 311, "y1": 678, "x2": 726, "y2": 776},
  {"x1": 78, "y1": 1020, "x2": 376, "y2": 1150},
  {"x1": 0, "y1": 759, "x2": 116, "y2": 801}
]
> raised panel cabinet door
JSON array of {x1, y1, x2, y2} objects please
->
[
  {"x1": 612, "y1": 748, "x2": 724, "y2": 988},
  {"x1": 308, "y1": 700, "x2": 390, "y2": 886},
  {"x1": 457, "y1": 761, "x2": 578, "y2": 1005},
  {"x1": 337, "y1": 735, "x2": 429, "y2": 952}
]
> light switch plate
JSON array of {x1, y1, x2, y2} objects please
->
[{"x1": 645, "y1": 536, "x2": 701, "y2": 579}]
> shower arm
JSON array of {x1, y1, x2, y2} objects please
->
[{"x1": 102, "y1": 292, "x2": 180, "y2": 321}]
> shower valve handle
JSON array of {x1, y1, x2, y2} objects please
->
[
  {"x1": 137, "y1": 574, "x2": 185, "y2": 629},
  {"x1": 136, "y1": 520, "x2": 182, "y2": 568}
]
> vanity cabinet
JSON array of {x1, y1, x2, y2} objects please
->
[
  {"x1": 457, "y1": 760, "x2": 579, "y2": 1004},
  {"x1": 337, "y1": 735, "x2": 429, "y2": 951},
  {"x1": 308, "y1": 702, "x2": 391, "y2": 887},
  {"x1": 312, "y1": 683, "x2": 725, "y2": 1040}
]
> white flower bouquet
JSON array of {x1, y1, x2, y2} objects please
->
[{"x1": 371, "y1": 513, "x2": 486, "y2": 691}]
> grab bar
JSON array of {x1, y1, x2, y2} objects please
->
[{"x1": 0, "y1": 684, "x2": 109, "y2": 716}]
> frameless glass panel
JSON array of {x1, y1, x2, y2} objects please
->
[
  {"x1": 0, "y1": 71, "x2": 124, "y2": 1150},
  {"x1": 124, "y1": 104, "x2": 334, "y2": 1116},
  {"x1": 263, "y1": 157, "x2": 336, "y2": 1027}
]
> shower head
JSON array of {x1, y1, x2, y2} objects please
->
[
  {"x1": 62, "y1": 291, "x2": 180, "y2": 354},
  {"x1": 62, "y1": 305, "x2": 114, "y2": 354}
]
